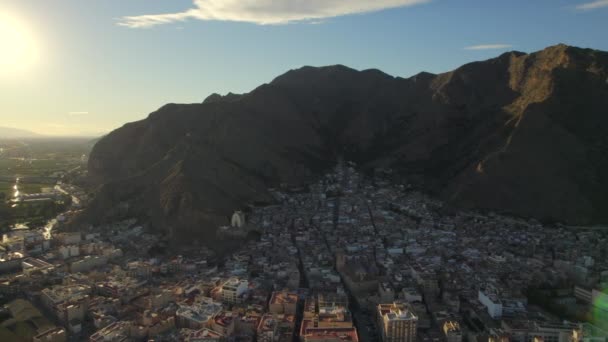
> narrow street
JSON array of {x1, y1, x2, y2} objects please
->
[
  {"x1": 333, "y1": 161, "x2": 379, "y2": 342},
  {"x1": 290, "y1": 217, "x2": 308, "y2": 342},
  {"x1": 286, "y1": 161, "x2": 380, "y2": 342}
]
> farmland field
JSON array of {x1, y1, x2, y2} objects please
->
[
  {"x1": 0, "y1": 137, "x2": 96, "y2": 228},
  {"x1": 0, "y1": 181, "x2": 52, "y2": 196}
]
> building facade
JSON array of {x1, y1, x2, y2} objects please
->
[{"x1": 377, "y1": 302, "x2": 418, "y2": 342}]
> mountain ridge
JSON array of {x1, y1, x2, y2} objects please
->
[
  {"x1": 0, "y1": 126, "x2": 44, "y2": 139},
  {"x1": 84, "y1": 44, "x2": 608, "y2": 243}
]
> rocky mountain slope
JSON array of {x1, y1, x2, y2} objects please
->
[{"x1": 85, "y1": 44, "x2": 608, "y2": 242}]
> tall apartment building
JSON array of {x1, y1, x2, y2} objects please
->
[{"x1": 377, "y1": 302, "x2": 418, "y2": 342}]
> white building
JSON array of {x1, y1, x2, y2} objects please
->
[
  {"x1": 58, "y1": 245, "x2": 80, "y2": 259},
  {"x1": 176, "y1": 300, "x2": 222, "y2": 329},
  {"x1": 70, "y1": 255, "x2": 107, "y2": 273},
  {"x1": 231, "y1": 211, "x2": 246, "y2": 228},
  {"x1": 222, "y1": 278, "x2": 248, "y2": 304},
  {"x1": 401, "y1": 288, "x2": 422, "y2": 303},
  {"x1": 478, "y1": 289, "x2": 503, "y2": 319}
]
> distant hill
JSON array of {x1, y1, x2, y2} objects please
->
[
  {"x1": 0, "y1": 126, "x2": 43, "y2": 139},
  {"x1": 85, "y1": 44, "x2": 608, "y2": 244}
]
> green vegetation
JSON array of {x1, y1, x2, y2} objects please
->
[
  {"x1": 0, "y1": 138, "x2": 92, "y2": 178},
  {"x1": 0, "y1": 181, "x2": 11, "y2": 195},
  {"x1": 526, "y1": 287, "x2": 592, "y2": 322},
  {"x1": 0, "y1": 194, "x2": 12, "y2": 229},
  {"x1": 592, "y1": 290, "x2": 608, "y2": 331},
  {"x1": 0, "y1": 181, "x2": 51, "y2": 195},
  {"x1": 0, "y1": 195, "x2": 71, "y2": 230},
  {"x1": 0, "y1": 299, "x2": 53, "y2": 342},
  {"x1": 0, "y1": 158, "x2": 68, "y2": 178},
  {"x1": 0, "y1": 326, "x2": 25, "y2": 342},
  {"x1": 0, "y1": 138, "x2": 93, "y2": 230},
  {"x1": 13, "y1": 321, "x2": 36, "y2": 340},
  {"x1": 11, "y1": 196, "x2": 71, "y2": 224}
]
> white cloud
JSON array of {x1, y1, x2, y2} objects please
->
[
  {"x1": 118, "y1": 0, "x2": 431, "y2": 28},
  {"x1": 464, "y1": 44, "x2": 513, "y2": 50},
  {"x1": 576, "y1": 0, "x2": 608, "y2": 10}
]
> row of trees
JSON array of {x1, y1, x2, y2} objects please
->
[
  {"x1": 0, "y1": 192, "x2": 71, "y2": 231},
  {"x1": 0, "y1": 192, "x2": 13, "y2": 230}
]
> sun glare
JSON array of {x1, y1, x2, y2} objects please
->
[{"x1": 0, "y1": 13, "x2": 38, "y2": 74}]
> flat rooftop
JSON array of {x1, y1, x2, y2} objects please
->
[
  {"x1": 301, "y1": 320, "x2": 359, "y2": 342},
  {"x1": 378, "y1": 303, "x2": 417, "y2": 321},
  {"x1": 270, "y1": 291, "x2": 298, "y2": 305},
  {"x1": 189, "y1": 328, "x2": 224, "y2": 339}
]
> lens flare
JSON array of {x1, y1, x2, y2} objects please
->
[
  {"x1": 592, "y1": 287, "x2": 608, "y2": 330},
  {"x1": 0, "y1": 13, "x2": 38, "y2": 73}
]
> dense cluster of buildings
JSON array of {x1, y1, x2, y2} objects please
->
[{"x1": 0, "y1": 162, "x2": 608, "y2": 342}]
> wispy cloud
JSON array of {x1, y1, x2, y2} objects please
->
[
  {"x1": 464, "y1": 44, "x2": 513, "y2": 50},
  {"x1": 576, "y1": 0, "x2": 608, "y2": 10},
  {"x1": 68, "y1": 111, "x2": 89, "y2": 116},
  {"x1": 118, "y1": 0, "x2": 431, "y2": 28}
]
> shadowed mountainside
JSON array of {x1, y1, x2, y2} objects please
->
[{"x1": 84, "y1": 44, "x2": 608, "y2": 243}]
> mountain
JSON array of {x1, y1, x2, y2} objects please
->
[
  {"x1": 0, "y1": 127, "x2": 43, "y2": 139},
  {"x1": 85, "y1": 44, "x2": 608, "y2": 243}
]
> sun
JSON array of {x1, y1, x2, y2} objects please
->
[{"x1": 0, "y1": 13, "x2": 38, "y2": 73}]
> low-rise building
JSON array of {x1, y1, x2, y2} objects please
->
[
  {"x1": 222, "y1": 278, "x2": 248, "y2": 304},
  {"x1": 300, "y1": 319, "x2": 359, "y2": 342},
  {"x1": 176, "y1": 300, "x2": 223, "y2": 330},
  {"x1": 70, "y1": 255, "x2": 108, "y2": 273},
  {"x1": 269, "y1": 291, "x2": 298, "y2": 315},
  {"x1": 33, "y1": 327, "x2": 67, "y2": 342},
  {"x1": 89, "y1": 321, "x2": 131, "y2": 342},
  {"x1": 185, "y1": 328, "x2": 226, "y2": 342},
  {"x1": 574, "y1": 286, "x2": 593, "y2": 304},
  {"x1": 479, "y1": 288, "x2": 503, "y2": 319},
  {"x1": 210, "y1": 311, "x2": 237, "y2": 337}
]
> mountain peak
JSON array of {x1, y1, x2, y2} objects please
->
[
  {"x1": 270, "y1": 64, "x2": 360, "y2": 86},
  {"x1": 86, "y1": 45, "x2": 608, "y2": 245},
  {"x1": 203, "y1": 92, "x2": 243, "y2": 104}
]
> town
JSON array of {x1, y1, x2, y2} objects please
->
[{"x1": 0, "y1": 162, "x2": 607, "y2": 342}]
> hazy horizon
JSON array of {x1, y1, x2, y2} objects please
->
[{"x1": 0, "y1": 125, "x2": 106, "y2": 138}]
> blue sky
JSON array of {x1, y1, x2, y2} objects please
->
[{"x1": 1, "y1": 0, "x2": 607, "y2": 136}]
